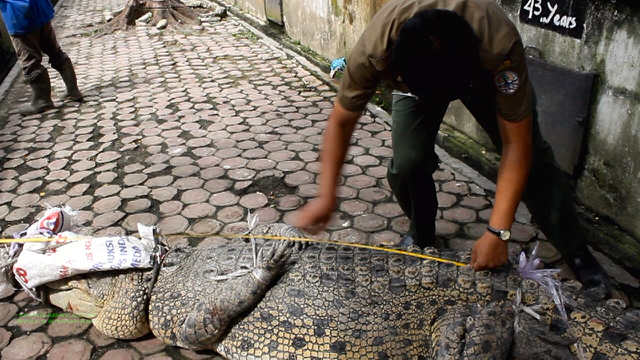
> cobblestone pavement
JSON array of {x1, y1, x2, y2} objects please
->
[{"x1": 0, "y1": 0, "x2": 639, "y2": 359}]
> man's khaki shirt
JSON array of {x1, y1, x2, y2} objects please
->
[{"x1": 337, "y1": 0, "x2": 534, "y2": 121}]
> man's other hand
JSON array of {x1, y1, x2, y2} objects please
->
[
  {"x1": 294, "y1": 196, "x2": 335, "y2": 234},
  {"x1": 470, "y1": 233, "x2": 509, "y2": 270}
]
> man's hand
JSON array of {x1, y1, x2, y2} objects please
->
[
  {"x1": 470, "y1": 233, "x2": 508, "y2": 270},
  {"x1": 294, "y1": 196, "x2": 335, "y2": 234}
]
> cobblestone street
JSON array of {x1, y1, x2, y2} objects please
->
[{"x1": 0, "y1": 0, "x2": 639, "y2": 359}]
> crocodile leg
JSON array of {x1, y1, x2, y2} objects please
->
[
  {"x1": 461, "y1": 300, "x2": 514, "y2": 360},
  {"x1": 156, "y1": 240, "x2": 295, "y2": 350}
]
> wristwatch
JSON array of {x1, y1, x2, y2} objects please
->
[{"x1": 487, "y1": 225, "x2": 511, "y2": 241}]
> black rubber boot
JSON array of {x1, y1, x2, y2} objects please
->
[
  {"x1": 53, "y1": 58, "x2": 83, "y2": 101},
  {"x1": 564, "y1": 246, "x2": 612, "y2": 297},
  {"x1": 18, "y1": 71, "x2": 55, "y2": 116}
]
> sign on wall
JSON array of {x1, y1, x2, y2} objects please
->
[{"x1": 519, "y1": 0, "x2": 588, "y2": 39}]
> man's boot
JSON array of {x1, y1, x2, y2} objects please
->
[
  {"x1": 18, "y1": 71, "x2": 55, "y2": 116},
  {"x1": 564, "y1": 246, "x2": 612, "y2": 297},
  {"x1": 53, "y1": 59, "x2": 83, "y2": 101}
]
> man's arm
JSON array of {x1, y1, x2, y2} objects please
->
[
  {"x1": 295, "y1": 101, "x2": 362, "y2": 233},
  {"x1": 470, "y1": 113, "x2": 533, "y2": 270}
]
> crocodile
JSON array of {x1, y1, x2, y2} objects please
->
[{"x1": 42, "y1": 223, "x2": 640, "y2": 359}]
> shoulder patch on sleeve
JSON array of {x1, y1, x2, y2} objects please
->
[
  {"x1": 495, "y1": 71, "x2": 520, "y2": 95},
  {"x1": 493, "y1": 60, "x2": 512, "y2": 74}
]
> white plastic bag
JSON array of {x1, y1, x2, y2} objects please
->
[{"x1": 13, "y1": 223, "x2": 156, "y2": 289}]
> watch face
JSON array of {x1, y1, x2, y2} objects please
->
[{"x1": 500, "y1": 230, "x2": 511, "y2": 241}]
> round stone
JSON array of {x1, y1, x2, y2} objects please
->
[
  {"x1": 96, "y1": 172, "x2": 117, "y2": 183},
  {"x1": 0, "y1": 328, "x2": 10, "y2": 350},
  {"x1": 209, "y1": 191, "x2": 239, "y2": 207},
  {"x1": 159, "y1": 201, "x2": 183, "y2": 216},
  {"x1": 188, "y1": 219, "x2": 223, "y2": 236},
  {"x1": 123, "y1": 174, "x2": 148, "y2": 186},
  {"x1": 92, "y1": 196, "x2": 121, "y2": 214},
  {"x1": 441, "y1": 181, "x2": 470, "y2": 195},
  {"x1": 359, "y1": 188, "x2": 391, "y2": 203},
  {"x1": 0, "y1": 193, "x2": 17, "y2": 205},
  {"x1": 435, "y1": 220, "x2": 459, "y2": 236},
  {"x1": 98, "y1": 348, "x2": 140, "y2": 360},
  {"x1": 38, "y1": 194, "x2": 70, "y2": 208},
  {"x1": 460, "y1": 220, "x2": 487, "y2": 239},
  {"x1": 173, "y1": 177, "x2": 205, "y2": 190},
  {"x1": 66, "y1": 194, "x2": 93, "y2": 210},
  {"x1": 200, "y1": 167, "x2": 225, "y2": 180},
  {"x1": 530, "y1": 241, "x2": 561, "y2": 263},
  {"x1": 390, "y1": 217, "x2": 411, "y2": 234},
  {"x1": 437, "y1": 192, "x2": 458, "y2": 208},
  {"x1": 365, "y1": 166, "x2": 388, "y2": 178},
  {"x1": 345, "y1": 175, "x2": 377, "y2": 189},
  {"x1": 71, "y1": 160, "x2": 95, "y2": 172},
  {"x1": 124, "y1": 199, "x2": 152, "y2": 213},
  {"x1": 123, "y1": 213, "x2": 158, "y2": 231},
  {"x1": 511, "y1": 223, "x2": 537, "y2": 242},
  {"x1": 0, "y1": 303, "x2": 18, "y2": 326},
  {"x1": 297, "y1": 184, "x2": 319, "y2": 198},
  {"x1": 151, "y1": 187, "x2": 178, "y2": 202},
  {"x1": 181, "y1": 189, "x2": 211, "y2": 204},
  {"x1": 246, "y1": 155, "x2": 276, "y2": 169},
  {"x1": 369, "y1": 231, "x2": 402, "y2": 246},
  {"x1": 130, "y1": 337, "x2": 166, "y2": 355},
  {"x1": 442, "y1": 208, "x2": 476, "y2": 223},
  {"x1": 8, "y1": 308, "x2": 50, "y2": 331},
  {"x1": 120, "y1": 186, "x2": 151, "y2": 199},
  {"x1": 216, "y1": 206, "x2": 245, "y2": 223},
  {"x1": 48, "y1": 159, "x2": 69, "y2": 171},
  {"x1": 5, "y1": 207, "x2": 35, "y2": 221},
  {"x1": 460, "y1": 196, "x2": 490, "y2": 209},
  {"x1": 172, "y1": 165, "x2": 199, "y2": 177},
  {"x1": 0, "y1": 179, "x2": 18, "y2": 192},
  {"x1": 46, "y1": 315, "x2": 92, "y2": 337},
  {"x1": 66, "y1": 171, "x2": 92, "y2": 183},
  {"x1": 95, "y1": 151, "x2": 121, "y2": 163},
  {"x1": 157, "y1": 215, "x2": 190, "y2": 235},
  {"x1": 95, "y1": 185, "x2": 122, "y2": 198},
  {"x1": 251, "y1": 207, "x2": 280, "y2": 223},
  {"x1": 68, "y1": 183, "x2": 90, "y2": 196},
  {"x1": 145, "y1": 175, "x2": 174, "y2": 188},
  {"x1": 339, "y1": 200, "x2": 371, "y2": 216},
  {"x1": 331, "y1": 228, "x2": 368, "y2": 244},
  {"x1": 195, "y1": 156, "x2": 221, "y2": 168},
  {"x1": 87, "y1": 326, "x2": 116, "y2": 346},
  {"x1": 12, "y1": 193, "x2": 40, "y2": 207},
  {"x1": 182, "y1": 203, "x2": 216, "y2": 219},
  {"x1": 275, "y1": 195, "x2": 303, "y2": 211},
  {"x1": 204, "y1": 179, "x2": 232, "y2": 193},
  {"x1": 239, "y1": 193, "x2": 268, "y2": 209},
  {"x1": 227, "y1": 169, "x2": 256, "y2": 181},
  {"x1": 1, "y1": 333, "x2": 52, "y2": 360},
  {"x1": 92, "y1": 211, "x2": 126, "y2": 228},
  {"x1": 353, "y1": 214, "x2": 387, "y2": 232},
  {"x1": 284, "y1": 171, "x2": 314, "y2": 187}
]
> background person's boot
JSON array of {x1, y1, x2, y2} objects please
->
[
  {"x1": 53, "y1": 58, "x2": 83, "y2": 101},
  {"x1": 18, "y1": 71, "x2": 55, "y2": 116}
]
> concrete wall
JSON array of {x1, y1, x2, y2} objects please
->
[
  {"x1": 221, "y1": 0, "x2": 640, "y2": 241},
  {"x1": 228, "y1": 0, "x2": 267, "y2": 21}
]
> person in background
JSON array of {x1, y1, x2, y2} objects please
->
[
  {"x1": 295, "y1": 0, "x2": 610, "y2": 293},
  {"x1": 0, "y1": 0, "x2": 82, "y2": 115}
]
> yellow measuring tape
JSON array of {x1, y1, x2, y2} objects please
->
[{"x1": 0, "y1": 233, "x2": 467, "y2": 267}]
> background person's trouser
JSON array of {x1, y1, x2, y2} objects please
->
[
  {"x1": 387, "y1": 90, "x2": 588, "y2": 257},
  {"x1": 9, "y1": 21, "x2": 69, "y2": 82}
]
